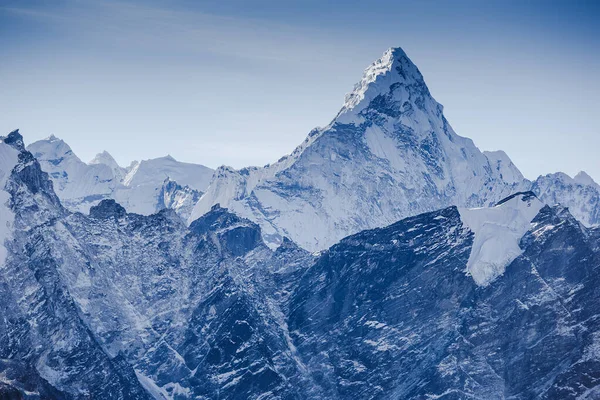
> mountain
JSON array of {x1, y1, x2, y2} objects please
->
[
  {"x1": 90, "y1": 150, "x2": 129, "y2": 182},
  {"x1": 190, "y1": 47, "x2": 529, "y2": 251},
  {"x1": 27, "y1": 134, "x2": 121, "y2": 212},
  {"x1": 22, "y1": 48, "x2": 599, "y2": 250},
  {"x1": 27, "y1": 135, "x2": 214, "y2": 219},
  {"x1": 532, "y1": 171, "x2": 600, "y2": 227},
  {"x1": 3, "y1": 133, "x2": 600, "y2": 398}
]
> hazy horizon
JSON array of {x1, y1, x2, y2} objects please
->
[{"x1": 1, "y1": 0, "x2": 598, "y2": 181}]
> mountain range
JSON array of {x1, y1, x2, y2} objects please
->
[
  {"x1": 25, "y1": 48, "x2": 599, "y2": 252},
  {"x1": 27, "y1": 135, "x2": 213, "y2": 220},
  {"x1": 1, "y1": 47, "x2": 600, "y2": 399}
]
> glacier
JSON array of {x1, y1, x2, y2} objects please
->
[{"x1": 459, "y1": 191, "x2": 543, "y2": 286}]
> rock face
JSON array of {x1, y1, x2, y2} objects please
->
[
  {"x1": 288, "y1": 197, "x2": 600, "y2": 399},
  {"x1": 190, "y1": 47, "x2": 529, "y2": 251},
  {"x1": 27, "y1": 136, "x2": 213, "y2": 218},
  {"x1": 156, "y1": 178, "x2": 202, "y2": 221},
  {"x1": 0, "y1": 131, "x2": 151, "y2": 399}
]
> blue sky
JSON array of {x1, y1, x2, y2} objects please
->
[{"x1": 1, "y1": 0, "x2": 599, "y2": 181}]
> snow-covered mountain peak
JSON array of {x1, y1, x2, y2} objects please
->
[
  {"x1": 191, "y1": 47, "x2": 530, "y2": 251},
  {"x1": 459, "y1": 191, "x2": 544, "y2": 286},
  {"x1": 90, "y1": 150, "x2": 119, "y2": 166},
  {"x1": 28, "y1": 134, "x2": 78, "y2": 164},
  {"x1": 336, "y1": 46, "x2": 435, "y2": 125},
  {"x1": 90, "y1": 150, "x2": 127, "y2": 181},
  {"x1": 24, "y1": 133, "x2": 214, "y2": 218},
  {"x1": 574, "y1": 171, "x2": 598, "y2": 188},
  {"x1": 26, "y1": 135, "x2": 118, "y2": 213},
  {"x1": 122, "y1": 154, "x2": 212, "y2": 190}
]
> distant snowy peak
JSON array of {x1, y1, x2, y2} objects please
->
[
  {"x1": 532, "y1": 171, "x2": 600, "y2": 227},
  {"x1": 27, "y1": 135, "x2": 118, "y2": 212},
  {"x1": 459, "y1": 192, "x2": 544, "y2": 286},
  {"x1": 89, "y1": 150, "x2": 118, "y2": 167},
  {"x1": 89, "y1": 150, "x2": 128, "y2": 181},
  {"x1": 574, "y1": 171, "x2": 599, "y2": 188},
  {"x1": 336, "y1": 47, "x2": 429, "y2": 124},
  {"x1": 28, "y1": 134, "x2": 80, "y2": 165},
  {"x1": 25, "y1": 134, "x2": 214, "y2": 218}
]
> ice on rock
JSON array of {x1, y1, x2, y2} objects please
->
[{"x1": 459, "y1": 192, "x2": 543, "y2": 286}]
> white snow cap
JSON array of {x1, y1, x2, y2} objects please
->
[
  {"x1": 459, "y1": 192, "x2": 544, "y2": 286},
  {"x1": 336, "y1": 47, "x2": 426, "y2": 123},
  {"x1": 90, "y1": 150, "x2": 120, "y2": 167},
  {"x1": 574, "y1": 171, "x2": 599, "y2": 188}
]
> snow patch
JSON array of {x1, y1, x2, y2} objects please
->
[
  {"x1": 135, "y1": 370, "x2": 170, "y2": 400},
  {"x1": 459, "y1": 192, "x2": 543, "y2": 286},
  {"x1": 574, "y1": 171, "x2": 599, "y2": 188}
]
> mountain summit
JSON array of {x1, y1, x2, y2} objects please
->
[
  {"x1": 336, "y1": 47, "x2": 434, "y2": 123},
  {"x1": 190, "y1": 47, "x2": 529, "y2": 251}
]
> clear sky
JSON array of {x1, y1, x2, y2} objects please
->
[{"x1": 1, "y1": 0, "x2": 599, "y2": 181}]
